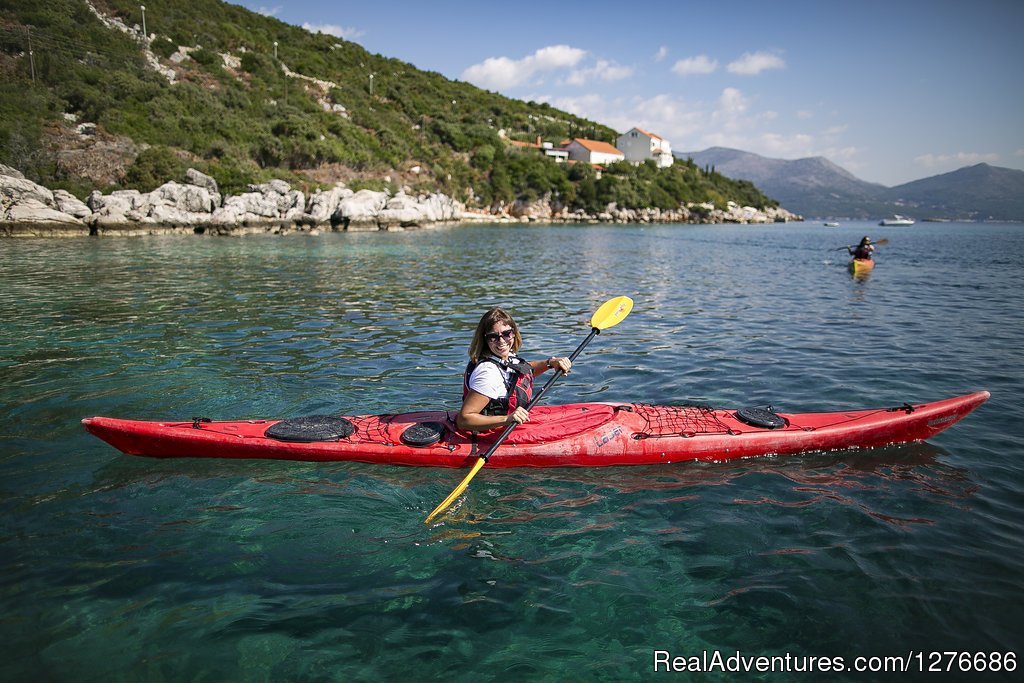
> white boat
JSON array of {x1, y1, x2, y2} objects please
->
[
  {"x1": 823, "y1": 221, "x2": 840, "y2": 227},
  {"x1": 879, "y1": 215, "x2": 914, "y2": 226}
]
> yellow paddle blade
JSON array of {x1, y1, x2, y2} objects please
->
[
  {"x1": 591, "y1": 296, "x2": 633, "y2": 331},
  {"x1": 424, "y1": 458, "x2": 486, "y2": 524}
]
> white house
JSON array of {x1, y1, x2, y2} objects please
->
[
  {"x1": 565, "y1": 138, "x2": 625, "y2": 166},
  {"x1": 616, "y1": 128, "x2": 674, "y2": 168}
]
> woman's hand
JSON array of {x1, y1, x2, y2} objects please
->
[
  {"x1": 548, "y1": 357, "x2": 572, "y2": 375},
  {"x1": 507, "y1": 406, "x2": 530, "y2": 425}
]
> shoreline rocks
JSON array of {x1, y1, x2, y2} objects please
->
[{"x1": 1, "y1": 166, "x2": 801, "y2": 237}]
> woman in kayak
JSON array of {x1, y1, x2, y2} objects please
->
[
  {"x1": 457, "y1": 307, "x2": 571, "y2": 432},
  {"x1": 848, "y1": 236, "x2": 875, "y2": 260}
]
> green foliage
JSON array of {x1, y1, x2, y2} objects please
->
[
  {"x1": 189, "y1": 47, "x2": 220, "y2": 69},
  {"x1": 123, "y1": 146, "x2": 185, "y2": 189},
  {"x1": 0, "y1": 84, "x2": 54, "y2": 182},
  {"x1": 205, "y1": 155, "x2": 260, "y2": 195},
  {"x1": 0, "y1": 0, "x2": 778, "y2": 211},
  {"x1": 150, "y1": 36, "x2": 178, "y2": 60}
]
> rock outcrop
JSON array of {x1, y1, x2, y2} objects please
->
[
  {"x1": 1, "y1": 172, "x2": 89, "y2": 237},
  {"x1": 1, "y1": 165, "x2": 800, "y2": 237},
  {"x1": 477, "y1": 196, "x2": 800, "y2": 224},
  {"x1": 210, "y1": 179, "x2": 304, "y2": 231},
  {"x1": 334, "y1": 189, "x2": 390, "y2": 229},
  {"x1": 0, "y1": 167, "x2": 469, "y2": 236}
]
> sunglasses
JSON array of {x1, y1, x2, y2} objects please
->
[{"x1": 484, "y1": 328, "x2": 516, "y2": 344}]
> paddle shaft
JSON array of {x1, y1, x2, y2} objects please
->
[
  {"x1": 479, "y1": 327, "x2": 600, "y2": 463},
  {"x1": 834, "y1": 238, "x2": 888, "y2": 251}
]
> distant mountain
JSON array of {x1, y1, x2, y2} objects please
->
[
  {"x1": 678, "y1": 147, "x2": 1024, "y2": 221},
  {"x1": 888, "y1": 164, "x2": 1024, "y2": 221}
]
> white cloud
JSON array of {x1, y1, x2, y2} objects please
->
[
  {"x1": 563, "y1": 59, "x2": 633, "y2": 86},
  {"x1": 758, "y1": 133, "x2": 814, "y2": 156},
  {"x1": 255, "y1": 5, "x2": 282, "y2": 17},
  {"x1": 626, "y1": 94, "x2": 705, "y2": 139},
  {"x1": 826, "y1": 146, "x2": 860, "y2": 164},
  {"x1": 539, "y1": 92, "x2": 706, "y2": 149},
  {"x1": 713, "y1": 87, "x2": 750, "y2": 128},
  {"x1": 534, "y1": 94, "x2": 633, "y2": 138},
  {"x1": 462, "y1": 45, "x2": 587, "y2": 89},
  {"x1": 654, "y1": 46, "x2": 669, "y2": 62},
  {"x1": 302, "y1": 22, "x2": 364, "y2": 40},
  {"x1": 532, "y1": 86, "x2": 857, "y2": 169},
  {"x1": 915, "y1": 152, "x2": 998, "y2": 168},
  {"x1": 671, "y1": 55, "x2": 718, "y2": 76},
  {"x1": 727, "y1": 51, "x2": 785, "y2": 75}
]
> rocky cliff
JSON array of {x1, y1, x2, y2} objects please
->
[
  {"x1": 1, "y1": 165, "x2": 464, "y2": 237},
  {"x1": 1, "y1": 165, "x2": 801, "y2": 237}
]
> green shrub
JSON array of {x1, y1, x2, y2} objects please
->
[
  {"x1": 123, "y1": 146, "x2": 185, "y2": 190},
  {"x1": 207, "y1": 155, "x2": 259, "y2": 195},
  {"x1": 151, "y1": 37, "x2": 177, "y2": 60}
]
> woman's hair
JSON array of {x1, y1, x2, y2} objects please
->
[{"x1": 468, "y1": 307, "x2": 522, "y2": 361}]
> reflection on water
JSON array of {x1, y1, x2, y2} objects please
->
[{"x1": 428, "y1": 441, "x2": 973, "y2": 527}]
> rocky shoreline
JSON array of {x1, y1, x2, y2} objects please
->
[{"x1": 1, "y1": 164, "x2": 801, "y2": 237}]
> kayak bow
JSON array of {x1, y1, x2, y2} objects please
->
[{"x1": 849, "y1": 258, "x2": 875, "y2": 275}]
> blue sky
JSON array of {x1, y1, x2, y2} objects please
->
[{"x1": 232, "y1": 0, "x2": 1023, "y2": 186}]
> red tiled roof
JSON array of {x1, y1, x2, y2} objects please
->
[
  {"x1": 572, "y1": 138, "x2": 624, "y2": 156},
  {"x1": 631, "y1": 127, "x2": 665, "y2": 142}
]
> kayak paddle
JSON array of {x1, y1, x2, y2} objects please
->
[
  {"x1": 833, "y1": 238, "x2": 889, "y2": 251},
  {"x1": 424, "y1": 296, "x2": 634, "y2": 524}
]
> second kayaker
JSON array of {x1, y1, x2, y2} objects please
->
[
  {"x1": 848, "y1": 236, "x2": 875, "y2": 260},
  {"x1": 457, "y1": 307, "x2": 571, "y2": 432}
]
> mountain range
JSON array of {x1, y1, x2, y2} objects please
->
[{"x1": 678, "y1": 147, "x2": 1024, "y2": 221}]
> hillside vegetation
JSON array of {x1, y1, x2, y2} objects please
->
[{"x1": 0, "y1": 0, "x2": 776, "y2": 213}]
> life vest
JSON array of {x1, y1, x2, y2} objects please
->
[
  {"x1": 463, "y1": 356, "x2": 534, "y2": 416},
  {"x1": 853, "y1": 244, "x2": 873, "y2": 260}
]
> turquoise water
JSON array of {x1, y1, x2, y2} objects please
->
[{"x1": 2, "y1": 221, "x2": 1021, "y2": 680}]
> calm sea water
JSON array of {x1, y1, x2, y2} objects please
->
[{"x1": 2, "y1": 221, "x2": 1021, "y2": 680}]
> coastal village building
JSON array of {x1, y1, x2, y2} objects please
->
[
  {"x1": 509, "y1": 136, "x2": 570, "y2": 162},
  {"x1": 616, "y1": 128, "x2": 674, "y2": 167},
  {"x1": 565, "y1": 138, "x2": 626, "y2": 166}
]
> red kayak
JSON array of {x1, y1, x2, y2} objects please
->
[{"x1": 83, "y1": 391, "x2": 989, "y2": 467}]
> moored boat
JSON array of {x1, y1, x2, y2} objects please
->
[
  {"x1": 879, "y1": 214, "x2": 915, "y2": 226},
  {"x1": 82, "y1": 391, "x2": 989, "y2": 467}
]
